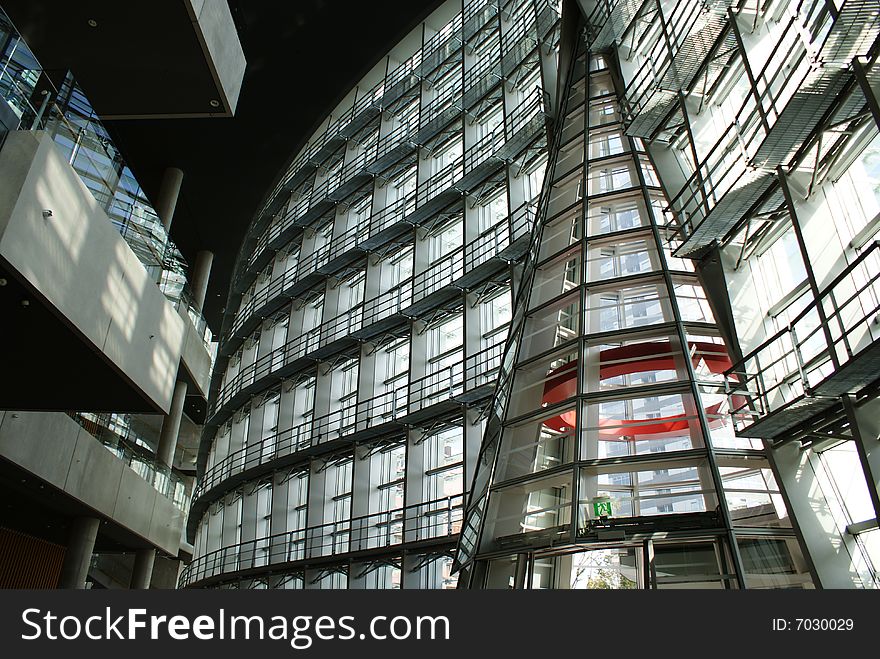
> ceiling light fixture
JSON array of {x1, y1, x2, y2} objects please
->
[
  {"x1": 87, "y1": 19, "x2": 98, "y2": 27},
  {"x1": 209, "y1": 99, "x2": 221, "y2": 108}
]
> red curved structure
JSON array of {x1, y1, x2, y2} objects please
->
[{"x1": 541, "y1": 341, "x2": 735, "y2": 438}]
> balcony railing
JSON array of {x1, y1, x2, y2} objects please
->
[
  {"x1": 249, "y1": 0, "x2": 558, "y2": 244},
  {"x1": 237, "y1": 78, "x2": 546, "y2": 305},
  {"x1": 226, "y1": 198, "x2": 533, "y2": 370},
  {"x1": 179, "y1": 493, "x2": 465, "y2": 587},
  {"x1": 413, "y1": 247, "x2": 466, "y2": 302},
  {"x1": 197, "y1": 341, "x2": 503, "y2": 502},
  {"x1": 726, "y1": 241, "x2": 880, "y2": 436},
  {"x1": 217, "y1": 206, "x2": 531, "y2": 417},
  {"x1": 67, "y1": 412, "x2": 191, "y2": 512},
  {"x1": 663, "y1": 0, "x2": 878, "y2": 255}
]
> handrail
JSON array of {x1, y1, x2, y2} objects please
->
[
  {"x1": 216, "y1": 200, "x2": 533, "y2": 415},
  {"x1": 179, "y1": 493, "x2": 465, "y2": 587},
  {"x1": 728, "y1": 241, "x2": 880, "y2": 375},
  {"x1": 196, "y1": 341, "x2": 503, "y2": 502},
  {"x1": 235, "y1": 74, "x2": 547, "y2": 303},
  {"x1": 663, "y1": 0, "x2": 849, "y2": 247},
  {"x1": 227, "y1": 187, "x2": 532, "y2": 361},
  {"x1": 67, "y1": 412, "x2": 190, "y2": 512},
  {"x1": 246, "y1": 0, "x2": 557, "y2": 243},
  {"x1": 725, "y1": 241, "x2": 880, "y2": 430}
]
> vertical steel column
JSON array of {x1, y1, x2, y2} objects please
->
[
  {"x1": 776, "y1": 166, "x2": 840, "y2": 372},
  {"x1": 626, "y1": 103, "x2": 748, "y2": 591}
]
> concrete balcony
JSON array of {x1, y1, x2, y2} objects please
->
[
  {"x1": 0, "y1": 410, "x2": 184, "y2": 556},
  {"x1": 0, "y1": 130, "x2": 210, "y2": 412}
]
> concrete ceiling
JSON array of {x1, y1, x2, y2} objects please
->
[{"x1": 2, "y1": 0, "x2": 242, "y2": 118}]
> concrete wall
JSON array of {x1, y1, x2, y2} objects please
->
[
  {"x1": 0, "y1": 411, "x2": 183, "y2": 556},
  {"x1": 0, "y1": 131, "x2": 185, "y2": 413},
  {"x1": 179, "y1": 308, "x2": 213, "y2": 398}
]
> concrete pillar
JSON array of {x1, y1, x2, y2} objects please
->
[
  {"x1": 149, "y1": 557, "x2": 184, "y2": 589},
  {"x1": 156, "y1": 167, "x2": 184, "y2": 231},
  {"x1": 59, "y1": 517, "x2": 100, "y2": 589},
  {"x1": 190, "y1": 250, "x2": 214, "y2": 312},
  {"x1": 157, "y1": 380, "x2": 188, "y2": 468},
  {"x1": 130, "y1": 549, "x2": 155, "y2": 589}
]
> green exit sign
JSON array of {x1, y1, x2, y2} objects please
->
[{"x1": 593, "y1": 498, "x2": 613, "y2": 518}]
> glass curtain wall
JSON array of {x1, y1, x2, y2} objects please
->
[
  {"x1": 455, "y1": 18, "x2": 813, "y2": 590},
  {"x1": 184, "y1": 0, "x2": 563, "y2": 589}
]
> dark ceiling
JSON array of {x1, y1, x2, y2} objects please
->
[
  {"x1": 102, "y1": 0, "x2": 443, "y2": 332},
  {"x1": 2, "y1": 0, "x2": 238, "y2": 118}
]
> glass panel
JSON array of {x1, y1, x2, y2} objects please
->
[
  {"x1": 486, "y1": 556, "x2": 518, "y2": 589},
  {"x1": 539, "y1": 207, "x2": 582, "y2": 261},
  {"x1": 520, "y1": 294, "x2": 580, "y2": 359},
  {"x1": 483, "y1": 472, "x2": 573, "y2": 546},
  {"x1": 588, "y1": 126, "x2": 627, "y2": 159},
  {"x1": 578, "y1": 461, "x2": 717, "y2": 528},
  {"x1": 509, "y1": 346, "x2": 579, "y2": 418},
  {"x1": 582, "y1": 333, "x2": 688, "y2": 394},
  {"x1": 585, "y1": 233, "x2": 659, "y2": 282},
  {"x1": 555, "y1": 134, "x2": 584, "y2": 177},
  {"x1": 546, "y1": 171, "x2": 583, "y2": 216},
  {"x1": 585, "y1": 279, "x2": 674, "y2": 333},
  {"x1": 530, "y1": 247, "x2": 581, "y2": 308},
  {"x1": 569, "y1": 547, "x2": 640, "y2": 589},
  {"x1": 587, "y1": 193, "x2": 648, "y2": 236},
  {"x1": 719, "y1": 457, "x2": 791, "y2": 529},
  {"x1": 653, "y1": 543, "x2": 730, "y2": 589},
  {"x1": 737, "y1": 536, "x2": 815, "y2": 589},
  {"x1": 580, "y1": 391, "x2": 706, "y2": 458},
  {"x1": 674, "y1": 277, "x2": 716, "y2": 323},
  {"x1": 699, "y1": 383, "x2": 764, "y2": 449},
  {"x1": 495, "y1": 407, "x2": 576, "y2": 482},
  {"x1": 587, "y1": 159, "x2": 637, "y2": 195}
]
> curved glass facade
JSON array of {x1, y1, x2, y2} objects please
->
[
  {"x1": 187, "y1": 0, "x2": 880, "y2": 590},
  {"x1": 184, "y1": 0, "x2": 563, "y2": 589},
  {"x1": 456, "y1": 31, "x2": 810, "y2": 589}
]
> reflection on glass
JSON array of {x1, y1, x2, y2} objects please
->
[
  {"x1": 567, "y1": 547, "x2": 639, "y2": 589},
  {"x1": 495, "y1": 408, "x2": 576, "y2": 481},
  {"x1": 737, "y1": 536, "x2": 814, "y2": 589},
  {"x1": 580, "y1": 392, "x2": 706, "y2": 459},
  {"x1": 484, "y1": 473, "x2": 572, "y2": 545},
  {"x1": 530, "y1": 248, "x2": 581, "y2": 308},
  {"x1": 578, "y1": 463, "x2": 717, "y2": 528},
  {"x1": 586, "y1": 280, "x2": 673, "y2": 333},
  {"x1": 720, "y1": 458, "x2": 790, "y2": 529},
  {"x1": 520, "y1": 295, "x2": 579, "y2": 359},
  {"x1": 654, "y1": 543, "x2": 730, "y2": 589},
  {"x1": 587, "y1": 194, "x2": 646, "y2": 235}
]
